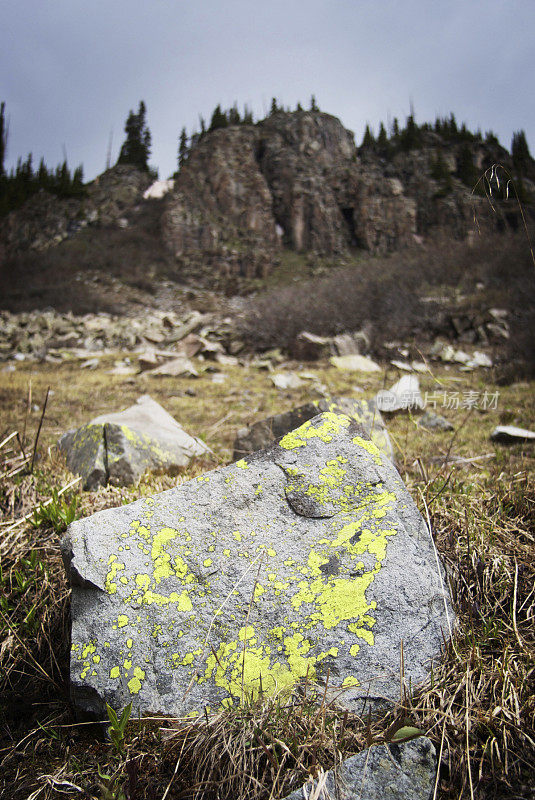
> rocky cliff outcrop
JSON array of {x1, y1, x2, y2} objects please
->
[
  {"x1": 2, "y1": 111, "x2": 531, "y2": 291},
  {"x1": 163, "y1": 112, "x2": 418, "y2": 281},
  {"x1": 0, "y1": 165, "x2": 152, "y2": 256}
]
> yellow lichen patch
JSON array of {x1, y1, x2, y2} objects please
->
[
  {"x1": 105, "y1": 557, "x2": 125, "y2": 594},
  {"x1": 350, "y1": 643, "x2": 360, "y2": 656},
  {"x1": 279, "y1": 413, "x2": 352, "y2": 450},
  {"x1": 117, "y1": 615, "x2": 129, "y2": 628},
  {"x1": 110, "y1": 666, "x2": 120, "y2": 679},
  {"x1": 352, "y1": 435, "x2": 383, "y2": 465},
  {"x1": 341, "y1": 676, "x2": 360, "y2": 687},
  {"x1": 151, "y1": 527, "x2": 180, "y2": 582},
  {"x1": 81, "y1": 642, "x2": 96, "y2": 659},
  {"x1": 235, "y1": 459, "x2": 249, "y2": 469},
  {"x1": 128, "y1": 667, "x2": 146, "y2": 694}
]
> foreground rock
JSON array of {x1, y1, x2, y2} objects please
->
[
  {"x1": 233, "y1": 397, "x2": 393, "y2": 461},
  {"x1": 58, "y1": 395, "x2": 208, "y2": 489},
  {"x1": 62, "y1": 411, "x2": 452, "y2": 718},
  {"x1": 281, "y1": 737, "x2": 436, "y2": 800}
]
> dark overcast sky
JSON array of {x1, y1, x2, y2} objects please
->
[{"x1": 2, "y1": 1, "x2": 534, "y2": 181}]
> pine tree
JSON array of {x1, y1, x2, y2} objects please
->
[
  {"x1": 0, "y1": 102, "x2": 7, "y2": 177},
  {"x1": 456, "y1": 143, "x2": 479, "y2": 187},
  {"x1": 117, "y1": 101, "x2": 151, "y2": 171},
  {"x1": 296, "y1": 101, "x2": 303, "y2": 112},
  {"x1": 310, "y1": 95, "x2": 319, "y2": 112},
  {"x1": 227, "y1": 104, "x2": 241, "y2": 125},
  {"x1": 391, "y1": 117, "x2": 400, "y2": 138},
  {"x1": 400, "y1": 114, "x2": 422, "y2": 151},
  {"x1": 242, "y1": 105, "x2": 254, "y2": 125},
  {"x1": 512, "y1": 130, "x2": 531, "y2": 176},
  {"x1": 376, "y1": 122, "x2": 389, "y2": 155},
  {"x1": 178, "y1": 127, "x2": 188, "y2": 169},
  {"x1": 270, "y1": 97, "x2": 279, "y2": 116},
  {"x1": 209, "y1": 104, "x2": 228, "y2": 131},
  {"x1": 361, "y1": 124, "x2": 375, "y2": 149}
]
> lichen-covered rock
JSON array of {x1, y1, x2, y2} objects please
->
[
  {"x1": 58, "y1": 395, "x2": 208, "y2": 489},
  {"x1": 233, "y1": 397, "x2": 393, "y2": 462},
  {"x1": 62, "y1": 411, "x2": 452, "y2": 718},
  {"x1": 281, "y1": 736, "x2": 436, "y2": 800}
]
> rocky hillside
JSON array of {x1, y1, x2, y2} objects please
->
[{"x1": 1, "y1": 110, "x2": 533, "y2": 300}]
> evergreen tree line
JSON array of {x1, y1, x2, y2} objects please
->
[
  {"x1": 175, "y1": 96, "x2": 320, "y2": 173},
  {"x1": 360, "y1": 111, "x2": 532, "y2": 194},
  {"x1": 0, "y1": 103, "x2": 85, "y2": 217}
]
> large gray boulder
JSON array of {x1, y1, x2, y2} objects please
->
[
  {"x1": 58, "y1": 395, "x2": 208, "y2": 489},
  {"x1": 62, "y1": 411, "x2": 452, "y2": 718},
  {"x1": 281, "y1": 737, "x2": 436, "y2": 800},
  {"x1": 233, "y1": 397, "x2": 394, "y2": 462}
]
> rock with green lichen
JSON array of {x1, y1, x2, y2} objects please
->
[
  {"x1": 62, "y1": 411, "x2": 453, "y2": 718},
  {"x1": 281, "y1": 737, "x2": 436, "y2": 800},
  {"x1": 233, "y1": 396, "x2": 393, "y2": 462},
  {"x1": 58, "y1": 395, "x2": 208, "y2": 489}
]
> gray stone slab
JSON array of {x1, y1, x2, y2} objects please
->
[
  {"x1": 281, "y1": 736, "x2": 436, "y2": 800},
  {"x1": 491, "y1": 425, "x2": 535, "y2": 443},
  {"x1": 58, "y1": 395, "x2": 208, "y2": 489},
  {"x1": 62, "y1": 411, "x2": 453, "y2": 718}
]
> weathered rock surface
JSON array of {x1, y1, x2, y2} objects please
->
[
  {"x1": 281, "y1": 736, "x2": 436, "y2": 800},
  {"x1": 162, "y1": 112, "x2": 418, "y2": 284},
  {"x1": 233, "y1": 397, "x2": 393, "y2": 462},
  {"x1": 62, "y1": 411, "x2": 452, "y2": 718},
  {"x1": 58, "y1": 395, "x2": 208, "y2": 489}
]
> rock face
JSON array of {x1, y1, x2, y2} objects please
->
[
  {"x1": 62, "y1": 411, "x2": 452, "y2": 718},
  {"x1": 58, "y1": 395, "x2": 208, "y2": 489},
  {"x1": 281, "y1": 737, "x2": 436, "y2": 800},
  {"x1": 233, "y1": 397, "x2": 393, "y2": 462},
  {"x1": 0, "y1": 165, "x2": 151, "y2": 255},
  {"x1": 162, "y1": 112, "x2": 418, "y2": 284}
]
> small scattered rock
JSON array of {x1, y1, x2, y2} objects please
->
[
  {"x1": 376, "y1": 375, "x2": 424, "y2": 412},
  {"x1": 419, "y1": 411, "x2": 454, "y2": 432},
  {"x1": 146, "y1": 357, "x2": 199, "y2": 378},
  {"x1": 330, "y1": 354, "x2": 382, "y2": 373},
  {"x1": 332, "y1": 332, "x2": 364, "y2": 357},
  {"x1": 291, "y1": 331, "x2": 331, "y2": 361},
  {"x1": 215, "y1": 353, "x2": 239, "y2": 366},
  {"x1": 271, "y1": 372, "x2": 304, "y2": 390},
  {"x1": 391, "y1": 359, "x2": 413, "y2": 371},
  {"x1": 281, "y1": 737, "x2": 437, "y2": 800},
  {"x1": 137, "y1": 351, "x2": 159, "y2": 371},
  {"x1": 58, "y1": 395, "x2": 208, "y2": 489},
  {"x1": 491, "y1": 425, "x2": 535, "y2": 443}
]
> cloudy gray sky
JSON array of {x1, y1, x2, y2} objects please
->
[{"x1": 2, "y1": 1, "x2": 534, "y2": 181}]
